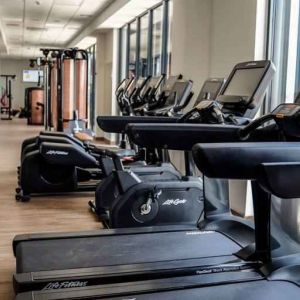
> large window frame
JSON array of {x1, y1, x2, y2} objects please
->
[
  {"x1": 266, "y1": 0, "x2": 300, "y2": 112},
  {"x1": 86, "y1": 44, "x2": 97, "y2": 130},
  {"x1": 118, "y1": 0, "x2": 171, "y2": 80}
]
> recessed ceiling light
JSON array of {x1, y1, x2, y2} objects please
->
[
  {"x1": 26, "y1": 26, "x2": 47, "y2": 31},
  {"x1": 6, "y1": 23, "x2": 21, "y2": 27},
  {"x1": 79, "y1": 14, "x2": 92, "y2": 18}
]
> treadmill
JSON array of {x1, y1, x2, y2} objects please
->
[
  {"x1": 12, "y1": 60, "x2": 276, "y2": 294},
  {"x1": 15, "y1": 104, "x2": 300, "y2": 299}
]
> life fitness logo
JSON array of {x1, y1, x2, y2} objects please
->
[
  {"x1": 46, "y1": 150, "x2": 69, "y2": 156},
  {"x1": 43, "y1": 281, "x2": 88, "y2": 290},
  {"x1": 162, "y1": 199, "x2": 187, "y2": 206}
]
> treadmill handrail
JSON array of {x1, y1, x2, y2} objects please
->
[
  {"x1": 126, "y1": 123, "x2": 241, "y2": 151},
  {"x1": 97, "y1": 116, "x2": 178, "y2": 133},
  {"x1": 192, "y1": 142, "x2": 300, "y2": 198}
]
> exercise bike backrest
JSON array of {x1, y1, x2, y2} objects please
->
[{"x1": 180, "y1": 60, "x2": 275, "y2": 124}]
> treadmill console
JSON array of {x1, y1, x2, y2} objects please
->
[
  {"x1": 217, "y1": 60, "x2": 275, "y2": 117},
  {"x1": 239, "y1": 103, "x2": 300, "y2": 140},
  {"x1": 140, "y1": 75, "x2": 165, "y2": 99},
  {"x1": 160, "y1": 74, "x2": 183, "y2": 95},
  {"x1": 194, "y1": 78, "x2": 225, "y2": 106},
  {"x1": 165, "y1": 80, "x2": 193, "y2": 107},
  {"x1": 272, "y1": 103, "x2": 300, "y2": 117}
]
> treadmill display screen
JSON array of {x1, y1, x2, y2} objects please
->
[
  {"x1": 165, "y1": 81, "x2": 188, "y2": 106},
  {"x1": 196, "y1": 81, "x2": 224, "y2": 103},
  {"x1": 148, "y1": 77, "x2": 161, "y2": 88},
  {"x1": 202, "y1": 81, "x2": 223, "y2": 97},
  {"x1": 163, "y1": 76, "x2": 180, "y2": 93},
  {"x1": 223, "y1": 67, "x2": 265, "y2": 97}
]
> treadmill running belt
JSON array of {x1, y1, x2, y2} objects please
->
[
  {"x1": 16, "y1": 231, "x2": 240, "y2": 272},
  {"x1": 107, "y1": 281, "x2": 300, "y2": 300}
]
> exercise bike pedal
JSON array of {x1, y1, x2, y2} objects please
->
[
  {"x1": 88, "y1": 200, "x2": 96, "y2": 212},
  {"x1": 19, "y1": 195, "x2": 31, "y2": 202},
  {"x1": 15, "y1": 191, "x2": 30, "y2": 202},
  {"x1": 98, "y1": 212, "x2": 110, "y2": 222}
]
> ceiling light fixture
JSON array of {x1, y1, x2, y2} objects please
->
[
  {"x1": 79, "y1": 14, "x2": 92, "y2": 18},
  {"x1": 98, "y1": 0, "x2": 162, "y2": 29}
]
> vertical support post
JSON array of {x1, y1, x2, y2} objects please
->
[
  {"x1": 126, "y1": 24, "x2": 130, "y2": 77},
  {"x1": 184, "y1": 151, "x2": 195, "y2": 177},
  {"x1": 161, "y1": 0, "x2": 169, "y2": 75},
  {"x1": 251, "y1": 181, "x2": 271, "y2": 262},
  {"x1": 57, "y1": 54, "x2": 63, "y2": 132},
  {"x1": 44, "y1": 63, "x2": 49, "y2": 130},
  {"x1": 148, "y1": 10, "x2": 154, "y2": 76},
  {"x1": 8, "y1": 79, "x2": 12, "y2": 120},
  {"x1": 236, "y1": 181, "x2": 272, "y2": 263},
  {"x1": 135, "y1": 18, "x2": 141, "y2": 77}
]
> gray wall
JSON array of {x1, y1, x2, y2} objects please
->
[
  {"x1": 0, "y1": 59, "x2": 40, "y2": 109},
  {"x1": 169, "y1": 0, "x2": 259, "y2": 172},
  {"x1": 95, "y1": 30, "x2": 115, "y2": 139},
  {"x1": 170, "y1": 0, "x2": 212, "y2": 111},
  {"x1": 171, "y1": 0, "x2": 258, "y2": 87},
  {"x1": 209, "y1": 0, "x2": 258, "y2": 77}
]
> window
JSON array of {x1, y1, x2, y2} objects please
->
[
  {"x1": 129, "y1": 20, "x2": 137, "y2": 77},
  {"x1": 267, "y1": 0, "x2": 300, "y2": 111},
  {"x1": 152, "y1": 5, "x2": 163, "y2": 76},
  {"x1": 120, "y1": 26, "x2": 128, "y2": 80},
  {"x1": 167, "y1": 0, "x2": 173, "y2": 74},
  {"x1": 139, "y1": 13, "x2": 149, "y2": 76},
  {"x1": 87, "y1": 44, "x2": 96, "y2": 130},
  {"x1": 118, "y1": 0, "x2": 172, "y2": 81}
]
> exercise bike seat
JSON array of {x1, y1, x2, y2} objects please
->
[{"x1": 74, "y1": 131, "x2": 94, "y2": 142}]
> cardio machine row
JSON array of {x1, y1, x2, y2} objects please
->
[
  {"x1": 16, "y1": 70, "x2": 224, "y2": 226},
  {"x1": 13, "y1": 59, "x2": 300, "y2": 299},
  {"x1": 17, "y1": 61, "x2": 272, "y2": 230}
]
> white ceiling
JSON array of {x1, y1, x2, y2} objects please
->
[
  {"x1": 99, "y1": 0, "x2": 161, "y2": 28},
  {"x1": 0, "y1": 0, "x2": 112, "y2": 59}
]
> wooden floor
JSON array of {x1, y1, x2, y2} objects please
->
[{"x1": 0, "y1": 118, "x2": 101, "y2": 299}]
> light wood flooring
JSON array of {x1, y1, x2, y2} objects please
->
[{"x1": 0, "y1": 118, "x2": 101, "y2": 299}]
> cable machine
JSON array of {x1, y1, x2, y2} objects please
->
[
  {"x1": 59, "y1": 48, "x2": 89, "y2": 132},
  {"x1": 1, "y1": 74, "x2": 16, "y2": 120},
  {"x1": 39, "y1": 48, "x2": 89, "y2": 133}
]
